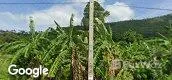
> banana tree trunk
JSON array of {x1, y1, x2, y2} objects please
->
[
  {"x1": 108, "y1": 59, "x2": 122, "y2": 79},
  {"x1": 72, "y1": 47, "x2": 85, "y2": 80}
]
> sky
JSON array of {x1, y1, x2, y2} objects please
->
[{"x1": 0, "y1": 0, "x2": 171, "y2": 31}]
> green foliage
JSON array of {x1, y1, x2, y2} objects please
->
[
  {"x1": 1, "y1": 16, "x2": 172, "y2": 80},
  {"x1": 115, "y1": 69, "x2": 134, "y2": 80},
  {"x1": 122, "y1": 29, "x2": 143, "y2": 43},
  {"x1": 0, "y1": 6, "x2": 172, "y2": 80},
  {"x1": 0, "y1": 53, "x2": 12, "y2": 80},
  {"x1": 107, "y1": 14, "x2": 172, "y2": 41},
  {"x1": 82, "y1": 1, "x2": 109, "y2": 30}
]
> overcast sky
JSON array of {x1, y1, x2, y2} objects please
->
[{"x1": 0, "y1": 0, "x2": 171, "y2": 31}]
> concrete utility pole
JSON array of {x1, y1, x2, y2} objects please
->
[{"x1": 88, "y1": 0, "x2": 94, "y2": 80}]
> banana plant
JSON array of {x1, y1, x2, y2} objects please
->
[
  {"x1": 93, "y1": 18, "x2": 121, "y2": 80},
  {"x1": 0, "y1": 17, "x2": 50, "y2": 79},
  {"x1": 42, "y1": 14, "x2": 88, "y2": 80}
]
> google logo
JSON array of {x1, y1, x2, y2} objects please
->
[{"x1": 8, "y1": 64, "x2": 48, "y2": 78}]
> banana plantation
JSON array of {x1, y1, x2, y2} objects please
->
[
  {"x1": 0, "y1": 15, "x2": 172, "y2": 80},
  {"x1": 0, "y1": 1, "x2": 172, "y2": 80}
]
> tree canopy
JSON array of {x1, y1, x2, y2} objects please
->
[{"x1": 81, "y1": 1, "x2": 110, "y2": 30}]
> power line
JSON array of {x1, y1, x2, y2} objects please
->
[
  {"x1": 116, "y1": 5, "x2": 172, "y2": 11},
  {"x1": 0, "y1": 2, "x2": 88, "y2": 4},
  {"x1": 0, "y1": 2, "x2": 171, "y2": 11}
]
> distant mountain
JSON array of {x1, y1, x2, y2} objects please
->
[{"x1": 106, "y1": 14, "x2": 172, "y2": 40}]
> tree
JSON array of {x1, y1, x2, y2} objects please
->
[{"x1": 81, "y1": 1, "x2": 110, "y2": 30}]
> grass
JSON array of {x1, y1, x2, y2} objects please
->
[
  {"x1": 167, "y1": 74, "x2": 172, "y2": 80},
  {"x1": 0, "y1": 53, "x2": 12, "y2": 80}
]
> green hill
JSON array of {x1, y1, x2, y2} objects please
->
[{"x1": 106, "y1": 14, "x2": 172, "y2": 40}]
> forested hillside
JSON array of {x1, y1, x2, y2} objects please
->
[
  {"x1": 106, "y1": 14, "x2": 172, "y2": 40},
  {"x1": 0, "y1": 30, "x2": 30, "y2": 44}
]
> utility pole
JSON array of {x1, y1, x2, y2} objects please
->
[{"x1": 88, "y1": 0, "x2": 94, "y2": 80}]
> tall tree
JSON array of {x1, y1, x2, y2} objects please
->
[{"x1": 81, "y1": 1, "x2": 110, "y2": 30}]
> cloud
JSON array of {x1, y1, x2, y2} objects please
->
[
  {"x1": 0, "y1": 12, "x2": 28, "y2": 31},
  {"x1": 0, "y1": 4, "x2": 83, "y2": 31},
  {"x1": 106, "y1": 2, "x2": 135, "y2": 22},
  {"x1": 0, "y1": 1, "x2": 135, "y2": 31},
  {"x1": 28, "y1": 4, "x2": 82, "y2": 29}
]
